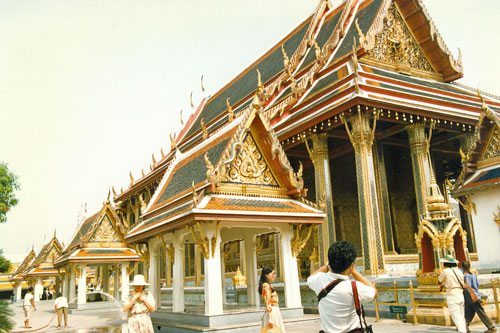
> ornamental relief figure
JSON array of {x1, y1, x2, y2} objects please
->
[
  {"x1": 367, "y1": 3, "x2": 433, "y2": 72},
  {"x1": 223, "y1": 134, "x2": 277, "y2": 186},
  {"x1": 483, "y1": 127, "x2": 500, "y2": 160}
]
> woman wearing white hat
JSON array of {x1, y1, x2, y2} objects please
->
[
  {"x1": 439, "y1": 255, "x2": 466, "y2": 333},
  {"x1": 123, "y1": 274, "x2": 156, "y2": 333}
]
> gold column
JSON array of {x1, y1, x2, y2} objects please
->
[
  {"x1": 194, "y1": 245, "x2": 202, "y2": 286},
  {"x1": 406, "y1": 123, "x2": 432, "y2": 218},
  {"x1": 308, "y1": 133, "x2": 337, "y2": 265},
  {"x1": 342, "y1": 108, "x2": 385, "y2": 275}
]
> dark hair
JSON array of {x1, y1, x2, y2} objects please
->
[
  {"x1": 56, "y1": 292, "x2": 62, "y2": 298},
  {"x1": 258, "y1": 265, "x2": 275, "y2": 295},
  {"x1": 28, "y1": 287, "x2": 33, "y2": 292},
  {"x1": 443, "y1": 262, "x2": 457, "y2": 268},
  {"x1": 328, "y1": 241, "x2": 357, "y2": 273},
  {"x1": 461, "y1": 261, "x2": 472, "y2": 274}
]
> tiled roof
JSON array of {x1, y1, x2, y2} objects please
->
[
  {"x1": 455, "y1": 167, "x2": 500, "y2": 194},
  {"x1": 181, "y1": 14, "x2": 311, "y2": 143},
  {"x1": 155, "y1": 138, "x2": 230, "y2": 206},
  {"x1": 73, "y1": 248, "x2": 139, "y2": 260},
  {"x1": 68, "y1": 212, "x2": 100, "y2": 249},
  {"x1": 203, "y1": 197, "x2": 318, "y2": 214}
]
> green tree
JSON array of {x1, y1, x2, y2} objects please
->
[
  {"x1": 0, "y1": 250, "x2": 11, "y2": 273},
  {"x1": 0, "y1": 162, "x2": 20, "y2": 223},
  {"x1": 0, "y1": 300, "x2": 13, "y2": 333}
]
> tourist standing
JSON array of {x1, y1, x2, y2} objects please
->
[
  {"x1": 461, "y1": 261, "x2": 497, "y2": 333},
  {"x1": 23, "y1": 287, "x2": 36, "y2": 329},
  {"x1": 123, "y1": 274, "x2": 156, "y2": 333},
  {"x1": 54, "y1": 292, "x2": 69, "y2": 328},
  {"x1": 438, "y1": 255, "x2": 466, "y2": 333},
  {"x1": 259, "y1": 265, "x2": 285, "y2": 332},
  {"x1": 307, "y1": 241, "x2": 377, "y2": 333}
]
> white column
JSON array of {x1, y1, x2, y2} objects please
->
[
  {"x1": 148, "y1": 238, "x2": 160, "y2": 309},
  {"x1": 279, "y1": 225, "x2": 302, "y2": 308},
  {"x1": 121, "y1": 264, "x2": 129, "y2": 301},
  {"x1": 34, "y1": 278, "x2": 43, "y2": 301},
  {"x1": 172, "y1": 235, "x2": 185, "y2": 312},
  {"x1": 15, "y1": 283, "x2": 22, "y2": 302},
  {"x1": 77, "y1": 264, "x2": 87, "y2": 305},
  {"x1": 243, "y1": 235, "x2": 259, "y2": 306},
  {"x1": 102, "y1": 264, "x2": 110, "y2": 295},
  {"x1": 69, "y1": 268, "x2": 76, "y2": 302},
  {"x1": 220, "y1": 244, "x2": 226, "y2": 303},
  {"x1": 113, "y1": 265, "x2": 120, "y2": 300},
  {"x1": 62, "y1": 273, "x2": 68, "y2": 300},
  {"x1": 204, "y1": 223, "x2": 223, "y2": 315}
]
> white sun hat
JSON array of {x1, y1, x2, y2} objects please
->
[{"x1": 129, "y1": 274, "x2": 150, "y2": 286}]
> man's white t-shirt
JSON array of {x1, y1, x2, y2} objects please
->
[
  {"x1": 307, "y1": 272, "x2": 376, "y2": 333},
  {"x1": 23, "y1": 293, "x2": 34, "y2": 307},
  {"x1": 54, "y1": 296, "x2": 69, "y2": 309}
]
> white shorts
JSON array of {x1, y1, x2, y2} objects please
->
[{"x1": 23, "y1": 306, "x2": 32, "y2": 320}]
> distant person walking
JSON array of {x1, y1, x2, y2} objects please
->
[
  {"x1": 439, "y1": 255, "x2": 466, "y2": 333},
  {"x1": 54, "y1": 292, "x2": 69, "y2": 328},
  {"x1": 259, "y1": 265, "x2": 285, "y2": 332},
  {"x1": 461, "y1": 261, "x2": 497, "y2": 333},
  {"x1": 23, "y1": 287, "x2": 36, "y2": 328},
  {"x1": 307, "y1": 241, "x2": 377, "y2": 333},
  {"x1": 123, "y1": 274, "x2": 156, "y2": 333}
]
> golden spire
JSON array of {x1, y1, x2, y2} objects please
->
[
  {"x1": 201, "y1": 75, "x2": 205, "y2": 93},
  {"x1": 106, "y1": 188, "x2": 111, "y2": 204},
  {"x1": 201, "y1": 118, "x2": 208, "y2": 139},
  {"x1": 226, "y1": 98, "x2": 234, "y2": 123},
  {"x1": 152, "y1": 153, "x2": 157, "y2": 166},
  {"x1": 112, "y1": 186, "x2": 117, "y2": 200},
  {"x1": 252, "y1": 92, "x2": 261, "y2": 110},
  {"x1": 256, "y1": 69, "x2": 264, "y2": 94},
  {"x1": 170, "y1": 133, "x2": 177, "y2": 151},
  {"x1": 190, "y1": 92, "x2": 194, "y2": 108},
  {"x1": 180, "y1": 109, "x2": 184, "y2": 127},
  {"x1": 129, "y1": 171, "x2": 134, "y2": 186},
  {"x1": 141, "y1": 168, "x2": 145, "y2": 177},
  {"x1": 161, "y1": 147, "x2": 165, "y2": 158}
]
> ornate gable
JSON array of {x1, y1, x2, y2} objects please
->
[
  {"x1": 42, "y1": 245, "x2": 61, "y2": 264},
  {"x1": 219, "y1": 132, "x2": 279, "y2": 187},
  {"x1": 88, "y1": 214, "x2": 121, "y2": 243},
  {"x1": 480, "y1": 126, "x2": 500, "y2": 163},
  {"x1": 362, "y1": 2, "x2": 435, "y2": 77}
]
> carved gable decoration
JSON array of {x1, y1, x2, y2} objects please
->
[
  {"x1": 367, "y1": 2, "x2": 434, "y2": 73},
  {"x1": 220, "y1": 132, "x2": 279, "y2": 187},
  {"x1": 481, "y1": 126, "x2": 500, "y2": 161},
  {"x1": 88, "y1": 214, "x2": 120, "y2": 243},
  {"x1": 42, "y1": 245, "x2": 60, "y2": 264}
]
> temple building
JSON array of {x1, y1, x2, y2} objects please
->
[
  {"x1": 9, "y1": 248, "x2": 36, "y2": 302},
  {"x1": 54, "y1": 197, "x2": 140, "y2": 308}
]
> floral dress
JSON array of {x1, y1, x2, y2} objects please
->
[
  {"x1": 124, "y1": 292, "x2": 156, "y2": 333},
  {"x1": 262, "y1": 282, "x2": 286, "y2": 332}
]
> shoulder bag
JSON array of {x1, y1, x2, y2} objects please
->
[
  {"x1": 451, "y1": 268, "x2": 478, "y2": 305},
  {"x1": 348, "y1": 281, "x2": 374, "y2": 333}
]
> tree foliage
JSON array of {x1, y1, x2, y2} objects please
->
[
  {"x1": 0, "y1": 300, "x2": 13, "y2": 333},
  {"x1": 0, "y1": 250, "x2": 11, "y2": 273},
  {"x1": 0, "y1": 162, "x2": 20, "y2": 223}
]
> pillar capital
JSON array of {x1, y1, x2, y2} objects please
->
[{"x1": 341, "y1": 108, "x2": 379, "y2": 154}]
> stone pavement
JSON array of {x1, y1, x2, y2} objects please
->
[{"x1": 8, "y1": 300, "x2": 500, "y2": 332}]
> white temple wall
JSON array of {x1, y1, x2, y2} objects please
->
[{"x1": 470, "y1": 187, "x2": 500, "y2": 270}]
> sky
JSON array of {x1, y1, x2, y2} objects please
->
[{"x1": 1, "y1": 0, "x2": 499, "y2": 263}]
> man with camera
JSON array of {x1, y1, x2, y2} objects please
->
[{"x1": 307, "y1": 241, "x2": 377, "y2": 333}]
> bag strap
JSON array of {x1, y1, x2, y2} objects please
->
[
  {"x1": 317, "y1": 279, "x2": 342, "y2": 303},
  {"x1": 451, "y1": 268, "x2": 464, "y2": 288},
  {"x1": 351, "y1": 281, "x2": 369, "y2": 330}
]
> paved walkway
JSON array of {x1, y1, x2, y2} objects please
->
[{"x1": 8, "y1": 300, "x2": 500, "y2": 332}]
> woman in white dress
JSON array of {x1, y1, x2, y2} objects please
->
[{"x1": 123, "y1": 274, "x2": 156, "y2": 333}]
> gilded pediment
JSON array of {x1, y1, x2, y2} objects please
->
[
  {"x1": 219, "y1": 133, "x2": 278, "y2": 187},
  {"x1": 88, "y1": 215, "x2": 121, "y2": 243},
  {"x1": 481, "y1": 126, "x2": 500, "y2": 162},
  {"x1": 365, "y1": 2, "x2": 434, "y2": 75},
  {"x1": 42, "y1": 245, "x2": 60, "y2": 264}
]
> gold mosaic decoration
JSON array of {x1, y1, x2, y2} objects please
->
[
  {"x1": 89, "y1": 217, "x2": 119, "y2": 242},
  {"x1": 482, "y1": 127, "x2": 500, "y2": 161},
  {"x1": 366, "y1": 3, "x2": 433, "y2": 73},
  {"x1": 220, "y1": 133, "x2": 277, "y2": 186}
]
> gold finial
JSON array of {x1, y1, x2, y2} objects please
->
[
  {"x1": 112, "y1": 186, "x2": 117, "y2": 200},
  {"x1": 252, "y1": 92, "x2": 261, "y2": 110},
  {"x1": 226, "y1": 98, "x2": 234, "y2": 123},
  {"x1": 180, "y1": 109, "x2": 184, "y2": 127},
  {"x1": 477, "y1": 87, "x2": 488, "y2": 111},
  {"x1": 201, "y1": 75, "x2": 205, "y2": 93},
  {"x1": 120, "y1": 187, "x2": 123, "y2": 193},
  {"x1": 170, "y1": 133, "x2": 177, "y2": 151},
  {"x1": 190, "y1": 92, "x2": 194, "y2": 109},
  {"x1": 201, "y1": 118, "x2": 208, "y2": 139},
  {"x1": 160, "y1": 147, "x2": 165, "y2": 158},
  {"x1": 106, "y1": 188, "x2": 111, "y2": 203},
  {"x1": 457, "y1": 48, "x2": 463, "y2": 69},
  {"x1": 152, "y1": 153, "x2": 156, "y2": 166},
  {"x1": 139, "y1": 193, "x2": 147, "y2": 212},
  {"x1": 141, "y1": 168, "x2": 145, "y2": 177},
  {"x1": 355, "y1": 19, "x2": 365, "y2": 45},
  {"x1": 129, "y1": 171, "x2": 134, "y2": 186},
  {"x1": 281, "y1": 44, "x2": 290, "y2": 73},
  {"x1": 256, "y1": 69, "x2": 264, "y2": 94}
]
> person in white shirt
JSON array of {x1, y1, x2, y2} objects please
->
[
  {"x1": 307, "y1": 241, "x2": 377, "y2": 333},
  {"x1": 438, "y1": 255, "x2": 466, "y2": 333},
  {"x1": 54, "y1": 292, "x2": 69, "y2": 328},
  {"x1": 23, "y1": 287, "x2": 36, "y2": 328}
]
